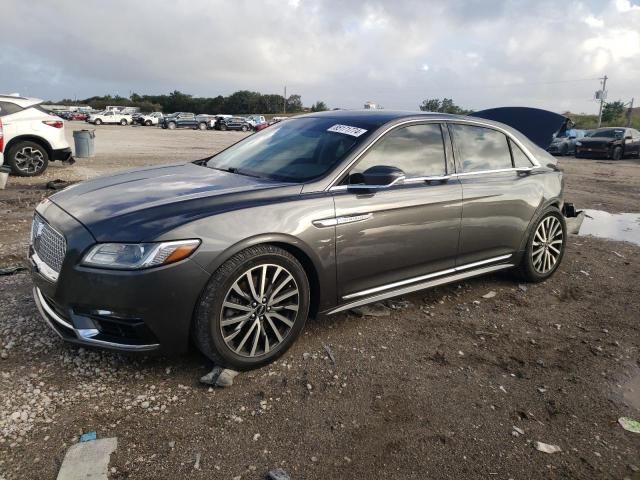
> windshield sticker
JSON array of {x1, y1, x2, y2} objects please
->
[{"x1": 327, "y1": 124, "x2": 368, "y2": 137}]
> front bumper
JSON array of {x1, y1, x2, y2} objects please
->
[
  {"x1": 575, "y1": 147, "x2": 609, "y2": 158},
  {"x1": 30, "y1": 201, "x2": 211, "y2": 353}
]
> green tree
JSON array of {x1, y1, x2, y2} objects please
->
[
  {"x1": 602, "y1": 100, "x2": 625, "y2": 123},
  {"x1": 419, "y1": 97, "x2": 469, "y2": 114},
  {"x1": 419, "y1": 98, "x2": 441, "y2": 112},
  {"x1": 310, "y1": 101, "x2": 328, "y2": 112},
  {"x1": 286, "y1": 94, "x2": 303, "y2": 113}
]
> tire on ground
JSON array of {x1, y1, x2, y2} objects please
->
[{"x1": 193, "y1": 244, "x2": 310, "y2": 371}]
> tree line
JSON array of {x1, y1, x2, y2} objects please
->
[{"x1": 53, "y1": 90, "x2": 328, "y2": 115}]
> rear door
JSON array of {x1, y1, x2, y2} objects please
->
[
  {"x1": 449, "y1": 122, "x2": 540, "y2": 266},
  {"x1": 332, "y1": 122, "x2": 462, "y2": 300}
]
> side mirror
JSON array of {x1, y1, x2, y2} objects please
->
[{"x1": 348, "y1": 165, "x2": 406, "y2": 191}]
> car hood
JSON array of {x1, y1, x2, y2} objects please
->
[{"x1": 50, "y1": 162, "x2": 301, "y2": 241}]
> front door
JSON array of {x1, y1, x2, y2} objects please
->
[{"x1": 332, "y1": 122, "x2": 462, "y2": 300}]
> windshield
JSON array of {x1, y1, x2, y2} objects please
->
[
  {"x1": 590, "y1": 128, "x2": 624, "y2": 139},
  {"x1": 206, "y1": 117, "x2": 373, "y2": 182}
]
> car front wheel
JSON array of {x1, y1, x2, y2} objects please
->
[
  {"x1": 94, "y1": 119, "x2": 102, "y2": 125},
  {"x1": 611, "y1": 146, "x2": 623, "y2": 160},
  {"x1": 517, "y1": 208, "x2": 566, "y2": 282},
  {"x1": 193, "y1": 245, "x2": 310, "y2": 371}
]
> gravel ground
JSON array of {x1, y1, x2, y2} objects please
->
[{"x1": 0, "y1": 123, "x2": 639, "y2": 479}]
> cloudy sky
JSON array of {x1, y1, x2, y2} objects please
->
[{"x1": 2, "y1": 0, "x2": 639, "y2": 113}]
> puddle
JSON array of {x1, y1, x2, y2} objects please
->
[{"x1": 577, "y1": 209, "x2": 640, "y2": 246}]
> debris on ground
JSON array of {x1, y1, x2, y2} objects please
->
[
  {"x1": 323, "y1": 344, "x2": 336, "y2": 364},
  {"x1": 80, "y1": 431, "x2": 97, "y2": 442},
  {"x1": 518, "y1": 284, "x2": 528, "y2": 292},
  {"x1": 350, "y1": 303, "x2": 390, "y2": 317},
  {"x1": 266, "y1": 468, "x2": 290, "y2": 480},
  {"x1": 56, "y1": 437, "x2": 117, "y2": 480},
  {"x1": 482, "y1": 291, "x2": 496, "y2": 299},
  {"x1": 512, "y1": 426, "x2": 525, "y2": 437},
  {"x1": 194, "y1": 452, "x2": 201, "y2": 470},
  {"x1": 534, "y1": 441, "x2": 562, "y2": 454},
  {"x1": 46, "y1": 179, "x2": 71, "y2": 190},
  {"x1": 618, "y1": 417, "x2": 640, "y2": 433},
  {"x1": 200, "y1": 366, "x2": 240, "y2": 387},
  {"x1": 0, "y1": 265, "x2": 27, "y2": 276},
  {"x1": 384, "y1": 299, "x2": 412, "y2": 309}
]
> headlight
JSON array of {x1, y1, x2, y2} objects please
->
[
  {"x1": 82, "y1": 240, "x2": 200, "y2": 269},
  {"x1": 575, "y1": 141, "x2": 582, "y2": 146}
]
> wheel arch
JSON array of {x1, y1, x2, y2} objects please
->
[
  {"x1": 196, "y1": 233, "x2": 324, "y2": 318},
  {"x1": 5, "y1": 135, "x2": 53, "y2": 158}
]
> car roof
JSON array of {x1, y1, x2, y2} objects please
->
[
  {"x1": 0, "y1": 95, "x2": 43, "y2": 108},
  {"x1": 298, "y1": 109, "x2": 465, "y2": 128}
]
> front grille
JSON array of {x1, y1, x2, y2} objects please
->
[{"x1": 31, "y1": 214, "x2": 66, "y2": 273}]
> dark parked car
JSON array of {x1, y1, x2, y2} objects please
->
[
  {"x1": 575, "y1": 127, "x2": 640, "y2": 160},
  {"x1": 30, "y1": 110, "x2": 566, "y2": 371},
  {"x1": 160, "y1": 112, "x2": 198, "y2": 130},
  {"x1": 547, "y1": 129, "x2": 586, "y2": 156},
  {"x1": 215, "y1": 116, "x2": 252, "y2": 132}
]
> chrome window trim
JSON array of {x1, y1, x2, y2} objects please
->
[
  {"x1": 342, "y1": 253, "x2": 512, "y2": 300},
  {"x1": 325, "y1": 117, "x2": 540, "y2": 192}
]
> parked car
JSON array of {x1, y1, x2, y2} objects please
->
[
  {"x1": 246, "y1": 115, "x2": 266, "y2": 128},
  {"x1": 137, "y1": 112, "x2": 164, "y2": 126},
  {"x1": 547, "y1": 128, "x2": 586, "y2": 156},
  {"x1": 87, "y1": 111, "x2": 132, "y2": 126},
  {"x1": 208, "y1": 115, "x2": 232, "y2": 129},
  {"x1": 214, "y1": 116, "x2": 252, "y2": 131},
  {"x1": 575, "y1": 127, "x2": 640, "y2": 160},
  {"x1": 0, "y1": 94, "x2": 72, "y2": 176},
  {"x1": 30, "y1": 110, "x2": 566, "y2": 371},
  {"x1": 269, "y1": 116, "x2": 287, "y2": 125},
  {"x1": 160, "y1": 112, "x2": 198, "y2": 130},
  {"x1": 254, "y1": 122, "x2": 270, "y2": 132}
]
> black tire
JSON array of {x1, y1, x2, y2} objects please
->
[
  {"x1": 220, "y1": 123, "x2": 227, "y2": 131},
  {"x1": 198, "y1": 122, "x2": 207, "y2": 131},
  {"x1": 167, "y1": 122, "x2": 176, "y2": 130},
  {"x1": 94, "y1": 119, "x2": 102, "y2": 125},
  {"x1": 145, "y1": 120, "x2": 152, "y2": 126},
  {"x1": 193, "y1": 245, "x2": 310, "y2": 371},
  {"x1": 241, "y1": 125, "x2": 248, "y2": 132},
  {"x1": 516, "y1": 207, "x2": 566, "y2": 282},
  {"x1": 611, "y1": 146, "x2": 623, "y2": 160},
  {"x1": 120, "y1": 119, "x2": 128, "y2": 126},
  {"x1": 7, "y1": 141, "x2": 49, "y2": 177}
]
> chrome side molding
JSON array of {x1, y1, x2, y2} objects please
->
[{"x1": 313, "y1": 213, "x2": 372, "y2": 228}]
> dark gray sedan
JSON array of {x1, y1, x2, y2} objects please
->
[{"x1": 30, "y1": 110, "x2": 566, "y2": 370}]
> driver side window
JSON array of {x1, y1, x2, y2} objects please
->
[{"x1": 350, "y1": 123, "x2": 447, "y2": 179}]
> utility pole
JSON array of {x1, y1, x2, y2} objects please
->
[
  {"x1": 626, "y1": 97, "x2": 634, "y2": 127},
  {"x1": 596, "y1": 75, "x2": 608, "y2": 128},
  {"x1": 283, "y1": 85, "x2": 287, "y2": 114}
]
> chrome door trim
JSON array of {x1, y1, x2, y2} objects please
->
[
  {"x1": 313, "y1": 213, "x2": 372, "y2": 228},
  {"x1": 328, "y1": 262, "x2": 514, "y2": 315},
  {"x1": 342, "y1": 253, "x2": 512, "y2": 300}
]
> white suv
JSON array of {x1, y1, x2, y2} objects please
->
[{"x1": 0, "y1": 95, "x2": 72, "y2": 176}]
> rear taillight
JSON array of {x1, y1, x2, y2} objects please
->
[
  {"x1": 0, "y1": 118, "x2": 4, "y2": 152},
  {"x1": 42, "y1": 120, "x2": 64, "y2": 128}
]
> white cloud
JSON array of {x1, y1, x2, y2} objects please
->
[{"x1": 1, "y1": 0, "x2": 639, "y2": 113}]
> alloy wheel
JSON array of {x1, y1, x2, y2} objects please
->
[
  {"x1": 531, "y1": 215, "x2": 563, "y2": 274},
  {"x1": 220, "y1": 264, "x2": 299, "y2": 357},
  {"x1": 14, "y1": 147, "x2": 45, "y2": 174}
]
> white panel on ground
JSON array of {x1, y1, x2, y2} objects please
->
[{"x1": 57, "y1": 438, "x2": 118, "y2": 480}]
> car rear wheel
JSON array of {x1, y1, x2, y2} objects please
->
[
  {"x1": 7, "y1": 141, "x2": 49, "y2": 177},
  {"x1": 145, "y1": 120, "x2": 152, "y2": 126},
  {"x1": 611, "y1": 146, "x2": 623, "y2": 160},
  {"x1": 220, "y1": 124, "x2": 227, "y2": 131},
  {"x1": 516, "y1": 208, "x2": 566, "y2": 282},
  {"x1": 120, "y1": 119, "x2": 128, "y2": 126},
  {"x1": 241, "y1": 125, "x2": 248, "y2": 132},
  {"x1": 193, "y1": 245, "x2": 310, "y2": 371}
]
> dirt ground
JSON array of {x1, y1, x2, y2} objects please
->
[{"x1": 0, "y1": 122, "x2": 638, "y2": 480}]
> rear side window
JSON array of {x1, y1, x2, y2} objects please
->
[
  {"x1": 0, "y1": 101, "x2": 23, "y2": 117},
  {"x1": 509, "y1": 139, "x2": 533, "y2": 167},
  {"x1": 451, "y1": 124, "x2": 512, "y2": 173},
  {"x1": 352, "y1": 123, "x2": 447, "y2": 178}
]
